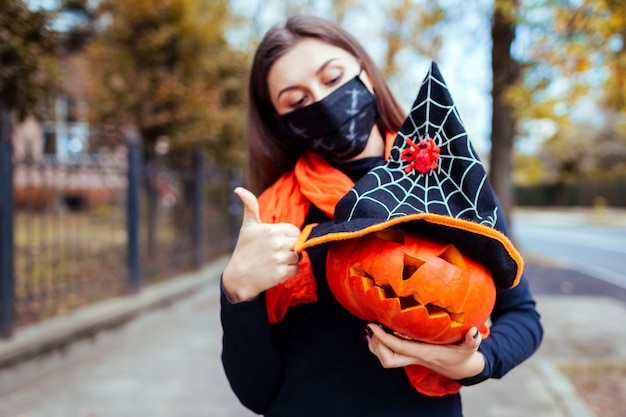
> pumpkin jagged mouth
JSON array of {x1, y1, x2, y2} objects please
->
[{"x1": 350, "y1": 259, "x2": 466, "y2": 328}]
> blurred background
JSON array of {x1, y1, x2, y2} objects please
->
[{"x1": 0, "y1": 0, "x2": 625, "y2": 416}]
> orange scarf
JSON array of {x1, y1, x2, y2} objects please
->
[{"x1": 258, "y1": 151, "x2": 355, "y2": 324}]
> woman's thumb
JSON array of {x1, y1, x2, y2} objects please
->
[{"x1": 234, "y1": 187, "x2": 262, "y2": 226}]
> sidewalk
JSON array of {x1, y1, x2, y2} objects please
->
[
  {"x1": 463, "y1": 292, "x2": 626, "y2": 417},
  {"x1": 0, "y1": 224, "x2": 625, "y2": 416}
]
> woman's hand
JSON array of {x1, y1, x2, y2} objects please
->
[
  {"x1": 222, "y1": 187, "x2": 302, "y2": 303},
  {"x1": 365, "y1": 325, "x2": 485, "y2": 380}
]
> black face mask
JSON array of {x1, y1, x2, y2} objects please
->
[{"x1": 277, "y1": 74, "x2": 378, "y2": 161}]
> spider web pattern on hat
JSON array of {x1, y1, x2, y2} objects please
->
[
  {"x1": 341, "y1": 62, "x2": 498, "y2": 226},
  {"x1": 296, "y1": 61, "x2": 523, "y2": 289}
]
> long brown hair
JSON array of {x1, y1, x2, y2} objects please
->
[{"x1": 246, "y1": 15, "x2": 405, "y2": 194}]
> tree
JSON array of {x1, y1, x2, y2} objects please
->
[
  {"x1": 84, "y1": 0, "x2": 247, "y2": 167},
  {"x1": 0, "y1": 0, "x2": 57, "y2": 119},
  {"x1": 374, "y1": 0, "x2": 444, "y2": 80},
  {"x1": 507, "y1": 0, "x2": 626, "y2": 185},
  {"x1": 83, "y1": 0, "x2": 248, "y2": 257},
  {"x1": 490, "y1": 0, "x2": 520, "y2": 221},
  {"x1": 53, "y1": 0, "x2": 97, "y2": 53},
  {"x1": 560, "y1": 0, "x2": 626, "y2": 115}
]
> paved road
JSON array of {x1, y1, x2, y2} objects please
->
[{"x1": 512, "y1": 209, "x2": 626, "y2": 290}]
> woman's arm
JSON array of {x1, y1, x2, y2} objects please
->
[
  {"x1": 220, "y1": 282, "x2": 283, "y2": 413},
  {"x1": 458, "y1": 274, "x2": 543, "y2": 385},
  {"x1": 220, "y1": 187, "x2": 303, "y2": 412},
  {"x1": 458, "y1": 207, "x2": 544, "y2": 385}
]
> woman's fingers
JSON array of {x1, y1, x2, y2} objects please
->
[
  {"x1": 364, "y1": 324, "x2": 486, "y2": 379},
  {"x1": 234, "y1": 187, "x2": 262, "y2": 227},
  {"x1": 222, "y1": 187, "x2": 303, "y2": 302},
  {"x1": 365, "y1": 324, "x2": 419, "y2": 368}
]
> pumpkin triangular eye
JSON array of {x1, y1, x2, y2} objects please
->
[
  {"x1": 437, "y1": 244, "x2": 466, "y2": 270},
  {"x1": 350, "y1": 263, "x2": 369, "y2": 278},
  {"x1": 403, "y1": 254, "x2": 426, "y2": 280}
]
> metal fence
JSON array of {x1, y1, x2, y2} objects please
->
[{"x1": 1, "y1": 134, "x2": 238, "y2": 337}]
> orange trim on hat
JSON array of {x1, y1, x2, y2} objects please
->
[{"x1": 295, "y1": 212, "x2": 523, "y2": 289}]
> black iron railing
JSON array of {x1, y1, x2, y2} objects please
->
[{"x1": 1, "y1": 129, "x2": 238, "y2": 337}]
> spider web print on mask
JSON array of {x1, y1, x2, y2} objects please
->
[{"x1": 335, "y1": 61, "x2": 499, "y2": 227}]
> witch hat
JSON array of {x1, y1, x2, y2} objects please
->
[{"x1": 295, "y1": 62, "x2": 522, "y2": 289}]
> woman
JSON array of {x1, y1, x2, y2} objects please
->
[{"x1": 220, "y1": 15, "x2": 543, "y2": 416}]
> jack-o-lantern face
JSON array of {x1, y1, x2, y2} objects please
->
[{"x1": 326, "y1": 229, "x2": 496, "y2": 344}]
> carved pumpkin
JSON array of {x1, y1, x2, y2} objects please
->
[{"x1": 326, "y1": 228, "x2": 496, "y2": 344}]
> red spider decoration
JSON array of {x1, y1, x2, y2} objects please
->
[{"x1": 400, "y1": 137, "x2": 441, "y2": 174}]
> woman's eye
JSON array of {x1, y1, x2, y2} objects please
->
[
  {"x1": 325, "y1": 71, "x2": 344, "y2": 86},
  {"x1": 289, "y1": 96, "x2": 308, "y2": 110}
]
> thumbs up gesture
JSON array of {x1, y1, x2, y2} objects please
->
[{"x1": 222, "y1": 187, "x2": 303, "y2": 302}]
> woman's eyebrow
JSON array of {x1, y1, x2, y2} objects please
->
[
  {"x1": 276, "y1": 58, "x2": 341, "y2": 101},
  {"x1": 316, "y1": 58, "x2": 339, "y2": 76}
]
